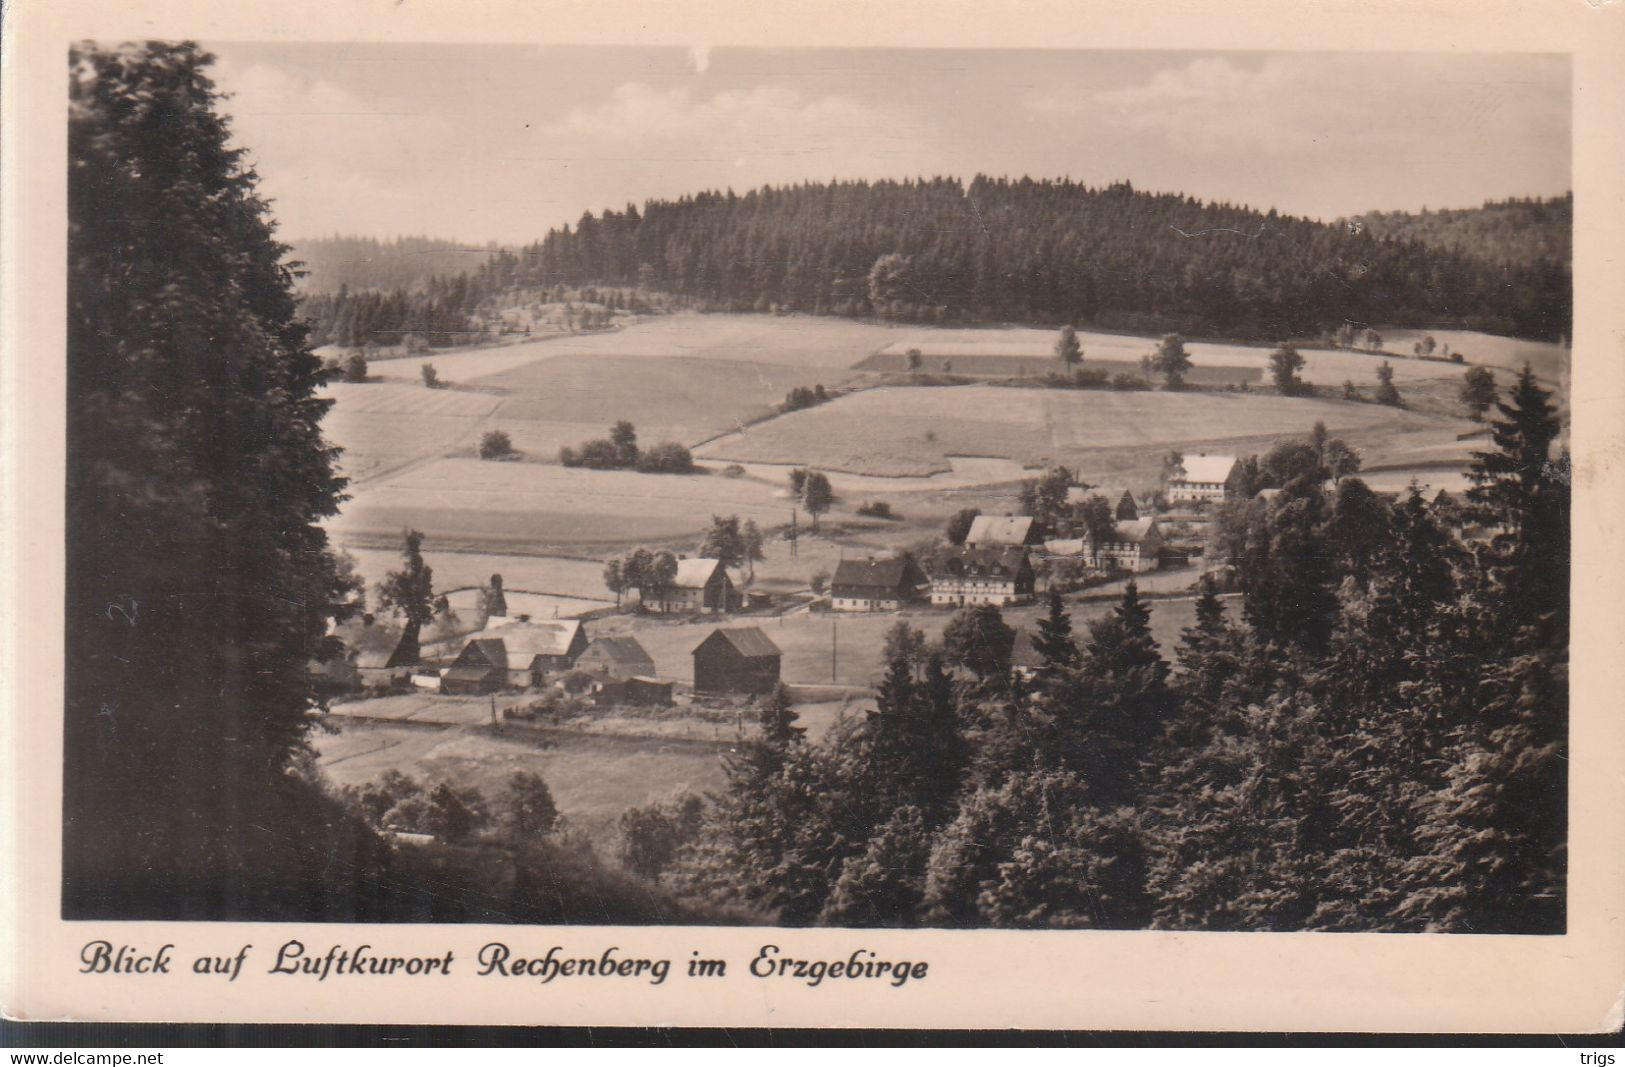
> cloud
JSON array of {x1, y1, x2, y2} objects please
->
[
  {"x1": 1040, "y1": 54, "x2": 1567, "y2": 158},
  {"x1": 540, "y1": 81, "x2": 913, "y2": 161}
]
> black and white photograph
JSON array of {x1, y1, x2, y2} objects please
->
[{"x1": 56, "y1": 36, "x2": 1581, "y2": 940}]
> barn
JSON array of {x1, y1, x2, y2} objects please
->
[
  {"x1": 441, "y1": 638, "x2": 507, "y2": 695},
  {"x1": 829, "y1": 556, "x2": 929, "y2": 611},
  {"x1": 692, "y1": 626, "x2": 782, "y2": 695},
  {"x1": 576, "y1": 636, "x2": 658, "y2": 678},
  {"x1": 491, "y1": 621, "x2": 588, "y2": 685}
]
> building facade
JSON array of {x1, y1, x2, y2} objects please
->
[
  {"x1": 644, "y1": 557, "x2": 737, "y2": 614},
  {"x1": 927, "y1": 547, "x2": 1036, "y2": 607},
  {"x1": 1168, "y1": 454, "x2": 1238, "y2": 504}
]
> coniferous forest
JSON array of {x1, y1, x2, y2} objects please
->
[
  {"x1": 470, "y1": 179, "x2": 1569, "y2": 342},
  {"x1": 64, "y1": 42, "x2": 1569, "y2": 931}
]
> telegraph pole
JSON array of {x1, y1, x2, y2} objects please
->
[
  {"x1": 831, "y1": 616, "x2": 838, "y2": 683},
  {"x1": 789, "y1": 509, "x2": 799, "y2": 559}
]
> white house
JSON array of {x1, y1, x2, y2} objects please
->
[
  {"x1": 1168, "y1": 454, "x2": 1238, "y2": 504},
  {"x1": 1091, "y1": 517, "x2": 1165, "y2": 573}
]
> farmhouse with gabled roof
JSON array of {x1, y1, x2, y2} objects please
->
[
  {"x1": 1168, "y1": 453, "x2": 1238, "y2": 503},
  {"x1": 576, "y1": 635, "x2": 659, "y2": 679},
  {"x1": 1091, "y1": 517, "x2": 1165, "y2": 573},
  {"x1": 829, "y1": 556, "x2": 929, "y2": 612},
  {"x1": 926, "y1": 546, "x2": 1036, "y2": 607},
  {"x1": 442, "y1": 637, "x2": 507, "y2": 695},
  {"x1": 645, "y1": 557, "x2": 738, "y2": 614}
]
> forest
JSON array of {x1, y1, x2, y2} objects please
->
[
  {"x1": 1343, "y1": 194, "x2": 1573, "y2": 270},
  {"x1": 291, "y1": 234, "x2": 498, "y2": 294},
  {"x1": 469, "y1": 178, "x2": 1570, "y2": 342}
]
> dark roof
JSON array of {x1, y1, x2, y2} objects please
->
[
  {"x1": 927, "y1": 545, "x2": 1031, "y2": 579},
  {"x1": 693, "y1": 626, "x2": 782, "y2": 660},
  {"x1": 580, "y1": 636, "x2": 658, "y2": 676},
  {"x1": 831, "y1": 557, "x2": 923, "y2": 591},
  {"x1": 457, "y1": 637, "x2": 509, "y2": 671}
]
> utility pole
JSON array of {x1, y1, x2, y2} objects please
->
[
  {"x1": 789, "y1": 509, "x2": 799, "y2": 559},
  {"x1": 831, "y1": 616, "x2": 838, "y2": 683}
]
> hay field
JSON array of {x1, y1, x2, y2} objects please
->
[
  {"x1": 340, "y1": 546, "x2": 611, "y2": 601},
  {"x1": 856, "y1": 351, "x2": 1262, "y2": 385},
  {"x1": 1377, "y1": 329, "x2": 1567, "y2": 385},
  {"x1": 320, "y1": 383, "x2": 502, "y2": 481},
  {"x1": 330, "y1": 457, "x2": 789, "y2": 551},
  {"x1": 875, "y1": 328, "x2": 1484, "y2": 385},
  {"x1": 699, "y1": 385, "x2": 1457, "y2": 477}
]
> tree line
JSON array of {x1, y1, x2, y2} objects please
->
[
  {"x1": 474, "y1": 177, "x2": 1569, "y2": 342},
  {"x1": 643, "y1": 368, "x2": 1567, "y2": 932}
]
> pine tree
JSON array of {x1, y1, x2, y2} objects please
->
[{"x1": 1054, "y1": 324, "x2": 1082, "y2": 369}]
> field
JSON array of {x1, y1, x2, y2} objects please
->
[
  {"x1": 321, "y1": 311, "x2": 1554, "y2": 618},
  {"x1": 314, "y1": 718, "x2": 730, "y2": 856},
  {"x1": 856, "y1": 351, "x2": 1262, "y2": 386},
  {"x1": 330, "y1": 456, "x2": 791, "y2": 552},
  {"x1": 698, "y1": 384, "x2": 1463, "y2": 478}
]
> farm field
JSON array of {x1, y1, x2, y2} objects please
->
[
  {"x1": 314, "y1": 718, "x2": 729, "y2": 856},
  {"x1": 856, "y1": 351, "x2": 1262, "y2": 385},
  {"x1": 340, "y1": 546, "x2": 612, "y2": 602},
  {"x1": 698, "y1": 384, "x2": 1463, "y2": 477},
  {"x1": 874, "y1": 327, "x2": 1484, "y2": 384},
  {"x1": 329, "y1": 457, "x2": 791, "y2": 551},
  {"x1": 1377, "y1": 328, "x2": 1568, "y2": 386}
]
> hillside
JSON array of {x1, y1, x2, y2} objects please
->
[
  {"x1": 474, "y1": 177, "x2": 1569, "y2": 342},
  {"x1": 1342, "y1": 194, "x2": 1571, "y2": 269},
  {"x1": 289, "y1": 234, "x2": 501, "y2": 294}
]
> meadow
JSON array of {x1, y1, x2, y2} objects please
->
[{"x1": 698, "y1": 384, "x2": 1462, "y2": 478}]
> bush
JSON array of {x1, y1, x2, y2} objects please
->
[
  {"x1": 856, "y1": 500, "x2": 897, "y2": 519},
  {"x1": 478, "y1": 430, "x2": 514, "y2": 460},
  {"x1": 635, "y1": 442, "x2": 695, "y2": 474},
  {"x1": 342, "y1": 352, "x2": 369, "y2": 382},
  {"x1": 720, "y1": 464, "x2": 746, "y2": 478},
  {"x1": 1110, "y1": 373, "x2": 1151, "y2": 391},
  {"x1": 420, "y1": 363, "x2": 440, "y2": 389},
  {"x1": 618, "y1": 792, "x2": 705, "y2": 879}
]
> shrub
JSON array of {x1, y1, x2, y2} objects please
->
[
  {"x1": 635, "y1": 442, "x2": 695, "y2": 474},
  {"x1": 343, "y1": 352, "x2": 369, "y2": 382},
  {"x1": 420, "y1": 363, "x2": 440, "y2": 389},
  {"x1": 720, "y1": 464, "x2": 746, "y2": 478},
  {"x1": 856, "y1": 500, "x2": 897, "y2": 519},
  {"x1": 1110, "y1": 373, "x2": 1151, "y2": 391},
  {"x1": 557, "y1": 446, "x2": 578, "y2": 467},
  {"x1": 810, "y1": 571, "x2": 830, "y2": 595},
  {"x1": 478, "y1": 430, "x2": 514, "y2": 460}
]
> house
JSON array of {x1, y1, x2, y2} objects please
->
[
  {"x1": 1168, "y1": 454, "x2": 1238, "y2": 503},
  {"x1": 829, "y1": 556, "x2": 929, "y2": 611},
  {"x1": 645, "y1": 557, "x2": 738, "y2": 614},
  {"x1": 576, "y1": 636, "x2": 658, "y2": 679},
  {"x1": 1066, "y1": 487, "x2": 1139, "y2": 521},
  {"x1": 692, "y1": 626, "x2": 782, "y2": 695},
  {"x1": 595, "y1": 676, "x2": 675, "y2": 708},
  {"x1": 927, "y1": 546, "x2": 1036, "y2": 607},
  {"x1": 489, "y1": 620, "x2": 588, "y2": 685},
  {"x1": 965, "y1": 515, "x2": 1042, "y2": 548},
  {"x1": 1090, "y1": 517, "x2": 1165, "y2": 573},
  {"x1": 441, "y1": 638, "x2": 507, "y2": 695}
]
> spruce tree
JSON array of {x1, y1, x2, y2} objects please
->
[
  {"x1": 65, "y1": 42, "x2": 379, "y2": 918},
  {"x1": 1032, "y1": 588, "x2": 1079, "y2": 675}
]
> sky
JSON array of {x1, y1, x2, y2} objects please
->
[{"x1": 205, "y1": 43, "x2": 1571, "y2": 245}]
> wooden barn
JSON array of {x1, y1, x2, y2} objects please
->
[
  {"x1": 576, "y1": 636, "x2": 658, "y2": 678},
  {"x1": 441, "y1": 638, "x2": 507, "y2": 695},
  {"x1": 829, "y1": 556, "x2": 929, "y2": 611},
  {"x1": 692, "y1": 626, "x2": 782, "y2": 695}
]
